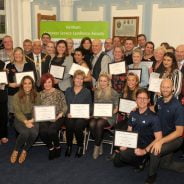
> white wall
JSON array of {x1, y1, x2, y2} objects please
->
[{"x1": 151, "y1": 4, "x2": 184, "y2": 47}]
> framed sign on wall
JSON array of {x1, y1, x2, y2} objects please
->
[{"x1": 113, "y1": 16, "x2": 139, "y2": 44}]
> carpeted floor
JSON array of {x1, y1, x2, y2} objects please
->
[{"x1": 0, "y1": 129, "x2": 184, "y2": 184}]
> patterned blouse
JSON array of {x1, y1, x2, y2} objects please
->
[{"x1": 40, "y1": 89, "x2": 67, "y2": 116}]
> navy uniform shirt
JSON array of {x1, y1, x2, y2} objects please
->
[
  {"x1": 156, "y1": 96, "x2": 184, "y2": 136},
  {"x1": 128, "y1": 108, "x2": 161, "y2": 148}
]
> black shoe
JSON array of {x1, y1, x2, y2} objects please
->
[
  {"x1": 106, "y1": 152, "x2": 116, "y2": 161},
  {"x1": 145, "y1": 174, "x2": 157, "y2": 184},
  {"x1": 55, "y1": 147, "x2": 61, "y2": 158},
  {"x1": 134, "y1": 164, "x2": 145, "y2": 173},
  {"x1": 49, "y1": 149, "x2": 56, "y2": 160},
  {"x1": 65, "y1": 146, "x2": 72, "y2": 157},
  {"x1": 75, "y1": 146, "x2": 83, "y2": 158}
]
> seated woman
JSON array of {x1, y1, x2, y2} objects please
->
[
  {"x1": 113, "y1": 88, "x2": 162, "y2": 172},
  {"x1": 128, "y1": 48, "x2": 149, "y2": 88},
  {"x1": 116, "y1": 72, "x2": 139, "y2": 131},
  {"x1": 10, "y1": 76, "x2": 40, "y2": 164},
  {"x1": 89, "y1": 72, "x2": 120, "y2": 159},
  {"x1": 111, "y1": 46, "x2": 127, "y2": 94},
  {"x1": 74, "y1": 47, "x2": 92, "y2": 89},
  {"x1": 39, "y1": 73, "x2": 67, "y2": 160},
  {"x1": 65, "y1": 70, "x2": 92, "y2": 157},
  {"x1": 159, "y1": 52, "x2": 182, "y2": 97}
]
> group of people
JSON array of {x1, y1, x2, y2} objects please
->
[{"x1": 0, "y1": 33, "x2": 184, "y2": 184}]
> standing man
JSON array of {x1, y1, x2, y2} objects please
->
[
  {"x1": 137, "y1": 34, "x2": 147, "y2": 51},
  {"x1": 41, "y1": 33, "x2": 51, "y2": 54},
  {"x1": 91, "y1": 39, "x2": 111, "y2": 87},
  {"x1": 104, "y1": 38, "x2": 114, "y2": 61},
  {"x1": 25, "y1": 40, "x2": 47, "y2": 89},
  {"x1": 145, "y1": 79, "x2": 184, "y2": 184},
  {"x1": 0, "y1": 35, "x2": 14, "y2": 66},
  {"x1": 124, "y1": 37, "x2": 134, "y2": 66}
]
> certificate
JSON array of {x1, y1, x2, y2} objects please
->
[
  {"x1": 49, "y1": 65, "x2": 65, "y2": 79},
  {"x1": 70, "y1": 104, "x2": 90, "y2": 118},
  {"x1": 119, "y1": 98, "x2": 137, "y2": 114},
  {"x1": 93, "y1": 103, "x2": 113, "y2": 117},
  {"x1": 34, "y1": 105, "x2": 56, "y2": 122},
  {"x1": 148, "y1": 77, "x2": 163, "y2": 93},
  {"x1": 141, "y1": 61, "x2": 153, "y2": 68},
  {"x1": 128, "y1": 69, "x2": 142, "y2": 82},
  {"x1": 0, "y1": 71, "x2": 8, "y2": 84},
  {"x1": 15, "y1": 71, "x2": 35, "y2": 84},
  {"x1": 69, "y1": 63, "x2": 89, "y2": 76},
  {"x1": 108, "y1": 61, "x2": 126, "y2": 75},
  {"x1": 114, "y1": 130, "x2": 138, "y2": 149}
]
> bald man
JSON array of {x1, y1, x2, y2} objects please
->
[
  {"x1": 145, "y1": 79, "x2": 184, "y2": 184},
  {"x1": 175, "y1": 44, "x2": 184, "y2": 70},
  {"x1": 91, "y1": 39, "x2": 111, "y2": 86}
]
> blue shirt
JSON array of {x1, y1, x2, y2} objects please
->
[
  {"x1": 128, "y1": 108, "x2": 161, "y2": 148},
  {"x1": 65, "y1": 87, "x2": 92, "y2": 114},
  {"x1": 156, "y1": 96, "x2": 184, "y2": 136}
]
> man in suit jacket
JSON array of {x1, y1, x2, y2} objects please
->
[
  {"x1": 91, "y1": 39, "x2": 111, "y2": 87},
  {"x1": 25, "y1": 40, "x2": 48, "y2": 88}
]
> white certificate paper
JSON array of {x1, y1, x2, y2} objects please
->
[
  {"x1": 93, "y1": 103, "x2": 113, "y2": 117},
  {"x1": 109, "y1": 61, "x2": 126, "y2": 75},
  {"x1": 119, "y1": 98, "x2": 137, "y2": 114},
  {"x1": 128, "y1": 69, "x2": 142, "y2": 82},
  {"x1": 69, "y1": 63, "x2": 89, "y2": 76},
  {"x1": 114, "y1": 130, "x2": 138, "y2": 149},
  {"x1": 50, "y1": 65, "x2": 65, "y2": 79},
  {"x1": 148, "y1": 77, "x2": 163, "y2": 93},
  {"x1": 0, "y1": 71, "x2": 8, "y2": 84},
  {"x1": 34, "y1": 105, "x2": 56, "y2": 122},
  {"x1": 15, "y1": 71, "x2": 35, "y2": 84},
  {"x1": 70, "y1": 104, "x2": 90, "y2": 118},
  {"x1": 141, "y1": 61, "x2": 153, "y2": 68}
]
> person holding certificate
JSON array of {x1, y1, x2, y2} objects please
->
[
  {"x1": 6, "y1": 47, "x2": 37, "y2": 125},
  {"x1": 10, "y1": 76, "x2": 40, "y2": 164},
  {"x1": 89, "y1": 72, "x2": 120, "y2": 159},
  {"x1": 111, "y1": 46, "x2": 127, "y2": 94},
  {"x1": 128, "y1": 48, "x2": 149, "y2": 88},
  {"x1": 49, "y1": 40, "x2": 73, "y2": 91},
  {"x1": 39, "y1": 73, "x2": 67, "y2": 160},
  {"x1": 74, "y1": 48, "x2": 92, "y2": 89},
  {"x1": 65, "y1": 70, "x2": 92, "y2": 157},
  {"x1": 116, "y1": 72, "x2": 139, "y2": 131},
  {"x1": 0, "y1": 60, "x2": 8, "y2": 144},
  {"x1": 113, "y1": 88, "x2": 162, "y2": 172}
]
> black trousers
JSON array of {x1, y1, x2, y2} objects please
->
[
  {"x1": 14, "y1": 119, "x2": 39, "y2": 151},
  {"x1": 65, "y1": 118, "x2": 87, "y2": 147},
  {"x1": 148, "y1": 137, "x2": 184, "y2": 176},
  {"x1": 113, "y1": 148, "x2": 147, "y2": 168},
  {"x1": 0, "y1": 101, "x2": 8, "y2": 139},
  {"x1": 39, "y1": 118, "x2": 64, "y2": 149},
  {"x1": 89, "y1": 118, "x2": 109, "y2": 146}
]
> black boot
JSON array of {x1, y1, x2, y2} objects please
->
[
  {"x1": 48, "y1": 148, "x2": 56, "y2": 160},
  {"x1": 75, "y1": 146, "x2": 83, "y2": 158},
  {"x1": 55, "y1": 147, "x2": 61, "y2": 158},
  {"x1": 65, "y1": 146, "x2": 72, "y2": 157}
]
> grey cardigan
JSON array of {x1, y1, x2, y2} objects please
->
[{"x1": 58, "y1": 55, "x2": 73, "y2": 91}]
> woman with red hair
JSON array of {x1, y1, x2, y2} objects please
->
[{"x1": 39, "y1": 73, "x2": 67, "y2": 160}]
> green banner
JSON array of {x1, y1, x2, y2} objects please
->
[{"x1": 40, "y1": 21, "x2": 109, "y2": 39}]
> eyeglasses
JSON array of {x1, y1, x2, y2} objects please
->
[{"x1": 137, "y1": 97, "x2": 149, "y2": 101}]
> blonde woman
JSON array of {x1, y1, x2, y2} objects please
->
[{"x1": 89, "y1": 72, "x2": 120, "y2": 159}]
